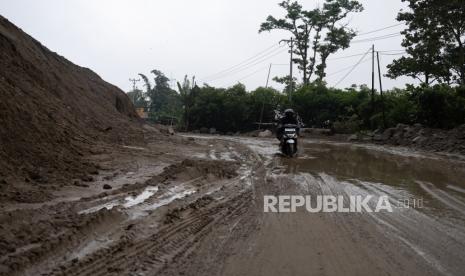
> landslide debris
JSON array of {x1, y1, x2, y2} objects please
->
[{"x1": 0, "y1": 16, "x2": 143, "y2": 202}]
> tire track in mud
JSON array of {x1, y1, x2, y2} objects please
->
[
  {"x1": 55, "y1": 190, "x2": 253, "y2": 276},
  {"x1": 5, "y1": 204, "x2": 126, "y2": 276},
  {"x1": 1, "y1": 136, "x2": 259, "y2": 276},
  {"x1": 417, "y1": 180, "x2": 465, "y2": 216},
  {"x1": 215, "y1": 138, "x2": 465, "y2": 276}
]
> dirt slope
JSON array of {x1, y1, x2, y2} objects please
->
[{"x1": 0, "y1": 16, "x2": 143, "y2": 201}]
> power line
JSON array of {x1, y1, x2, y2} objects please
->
[
  {"x1": 202, "y1": 23, "x2": 405, "y2": 83},
  {"x1": 204, "y1": 48, "x2": 287, "y2": 82},
  {"x1": 201, "y1": 23, "x2": 405, "y2": 86},
  {"x1": 352, "y1": 33, "x2": 402, "y2": 44},
  {"x1": 327, "y1": 49, "x2": 405, "y2": 61},
  {"x1": 204, "y1": 47, "x2": 288, "y2": 82},
  {"x1": 201, "y1": 42, "x2": 282, "y2": 80},
  {"x1": 379, "y1": 51, "x2": 407, "y2": 56},
  {"x1": 326, "y1": 57, "x2": 371, "y2": 77},
  {"x1": 201, "y1": 43, "x2": 280, "y2": 79},
  {"x1": 227, "y1": 65, "x2": 270, "y2": 86},
  {"x1": 378, "y1": 49, "x2": 406, "y2": 52},
  {"x1": 355, "y1": 23, "x2": 404, "y2": 36},
  {"x1": 327, "y1": 52, "x2": 367, "y2": 61},
  {"x1": 202, "y1": 46, "x2": 285, "y2": 82},
  {"x1": 333, "y1": 48, "x2": 371, "y2": 87}
]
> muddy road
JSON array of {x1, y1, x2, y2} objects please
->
[{"x1": 1, "y1": 134, "x2": 465, "y2": 276}]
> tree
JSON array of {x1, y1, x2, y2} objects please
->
[
  {"x1": 433, "y1": 0, "x2": 465, "y2": 85},
  {"x1": 138, "y1": 73, "x2": 152, "y2": 93},
  {"x1": 148, "y1": 69, "x2": 171, "y2": 113},
  {"x1": 177, "y1": 75, "x2": 197, "y2": 130},
  {"x1": 259, "y1": 0, "x2": 362, "y2": 84},
  {"x1": 272, "y1": 75, "x2": 297, "y2": 96},
  {"x1": 315, "y1": 0, "x2": 362, "y2": 81},
  {"x1": 259, "y1": 1, "x2": 312, "y2": 84},
  {"x1": 137, "y1": 70, "x2": 182, "y2": 123},
  {"x1": 387, "y1": 0, "x2": 465, "y2": 85},
  {"x1": 250, "y1": 86, "x2": 288, "y2": 128}
]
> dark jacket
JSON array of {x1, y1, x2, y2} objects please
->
[{"x1": 276, "y1": 113, "x2": 300, "y2": 139}]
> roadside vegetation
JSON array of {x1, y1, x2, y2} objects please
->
[{"x1": 127, "y1": 0, "x2": 465, "y2": 134}]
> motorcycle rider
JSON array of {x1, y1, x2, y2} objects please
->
[{"x1": 275, "y1": 108, "x2": 301, "y2": 141}]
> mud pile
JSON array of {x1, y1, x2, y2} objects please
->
[
  {"x1": 349, "y1": 123, "x2": 465, "y2": 155},
  {"x1": 0, "y1": 16, "x2": 143, "y2": 201},
  {"x1": 380, "y1": 124, "x2": 465, "y2": 155}
]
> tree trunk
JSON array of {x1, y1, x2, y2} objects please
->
[
  {"x1": 316, "y1": 53, "x2": 329, "y2": 82},
  {"x1": 308, "y1": 28, "x2": 322, "y2": 81}
]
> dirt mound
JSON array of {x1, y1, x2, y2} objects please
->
[
  {"x1": 346, "y1": 124, "x2": 465, "y2": 155},
  {"x1": 377, "y1": 124, "x2": 465, "y2": 155},
  {"x1": 0, "y1": 16, "x2": 143, "y2": 201},
  {"x1": 155, "y1": 159, "x2": 239, "y2": 183}
]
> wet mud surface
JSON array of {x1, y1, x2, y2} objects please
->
[{"x1": 1, "y1": 135, "x2": 464, "y2": 276}]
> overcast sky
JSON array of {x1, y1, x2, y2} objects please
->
[{"x1": 1, "y1": 0, "x2": 417, "y2": 92}]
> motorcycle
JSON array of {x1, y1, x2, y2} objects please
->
[{"x1": 280, "y1": 123, "x2": 299, "y2": 157}]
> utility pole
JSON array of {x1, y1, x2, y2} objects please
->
[
  {"x1": 129, "y1": 78, "x2": 140, "y2": 91},
  {"x1": 258, "y1": 63, "x2": 273, "y2": 130},
  {"x1": 371, "y1": 44, "x2": 375, "y2": 130},
  {"x1": 289, "y1": 37, "x2": 294, "y2": 100},
  {"x1": 376, "y1": 51, "x2": 386, "y2": 129},
  {"x1": 280, "y1": 37, "x2": 294, "y2": 102},
  {"x1": 129, "y1": 78, "x2": 141, "y2": 104},
  {"x1": 265, "y1": 63, "x2": 272, "y2": 88}
]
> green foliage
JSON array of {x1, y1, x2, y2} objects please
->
[
  {"x1": 138, "y1": 73, "x2": 152, "y2": 93},
  {"x1": 249, "y1": 86, "x2": 288, "y2": 127},
  {"x1": 388, "y1": 0, "x2": 465, "y2": 85},
  {"x1": 185, "y1": 83, "x2": 464, "y2": 133},
  {"x1": 177, "y1": 75, "x2": 196, "y2": 130},
  {"x1": 414, "y1": 85, "x2": 465, "y2": 128},
  {"x1": 127, "y1": 73, "x2": 464, "y2": 132},
  {"x1": 382, "y1": 88, "x2": 417, "y2": 126},
  {"x1": 272, "y1": 75, "x2": 297, "y2": 96},
  {"x1": 259, "y1": 0, "x2": 363, "y2": 84},
  {"x1": 129, "y1": 70, "x2": 183, "y2": 124},
  {"x1": 291, "y1": 83, "x2": 368, "y2": 128},
  {"x1": 185, "y1": 84, "x2": 284, "y2": 132}
]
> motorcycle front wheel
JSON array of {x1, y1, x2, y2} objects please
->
[{"x1": 285, "y1": 143, "x2": 295, "y2": 157}]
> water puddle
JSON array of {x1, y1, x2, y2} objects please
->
[
  {"x1": 123, "y1": 186, "x2": 159, "y2": 208},
  {"x1": 128, "y1": 185, "x2": 197, "y2": 219},
  {"x1": 146, "y1": 188, "x2": 196, "y2": 210},
  {"x1": 80, "y1": 186, "x2": 160, "y2": 214},
  {"x1": 122, "y1": 145, "x2": 147, "y2": 151},
  {"x1": 279, "y1": 141, "x2": 465, "y2": 212},
  {"x1": 209, "y1": 150, "x2": 218, "y2": 160},
  {"x1": 268, "y1": 140, "x2": 465, "y2": 275},
  {"x1": 219, "y1": 152, "x2": 235, "y2": 161},
  {"x1": 79, "y1": 201, "x2": 120, "y2": 214}
]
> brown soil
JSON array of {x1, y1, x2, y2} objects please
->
[
  {"x1": 1, "y1": 132, "x2": 465, "y2": 276},
  {"x1": 0, "y1": 15, "x2": 144, "y2": 203},
  {"x1": 1, "y1": 15, "x2": 465, "y2": 276},
  {"x1": 0, "y1": 134, "x2": 254, "y2": 276},
  {"x1": 379, "y1": 123, "x2": 465, "y2": 155}
]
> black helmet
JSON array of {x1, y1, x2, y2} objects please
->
[{"x1": 284, "y1": 108, "x2": 295, "y2": 116}]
